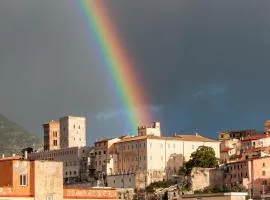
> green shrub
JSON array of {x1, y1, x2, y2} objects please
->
[{"x1": 146, "y1": 180, "x2": 175, "y2": 192}]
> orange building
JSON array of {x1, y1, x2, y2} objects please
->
[
  {"x1": 43, "y1": 120, "x2": 60, "y2": 151},
  {"x1": 0, "y1": 157, "x2": 63, "y2": 199},
  {"x1": 0, "y1": 157, "x2": 117, "y2": 200}
]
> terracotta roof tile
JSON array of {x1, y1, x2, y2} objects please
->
[{"x1": 241, "y1": 134, "x2": 269, "y2": 141}]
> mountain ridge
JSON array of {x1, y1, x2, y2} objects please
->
[{"x1": 0, "y1": 114, "x2": 42, "y2": 155}]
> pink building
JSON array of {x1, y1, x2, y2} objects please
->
[{"x1": 225, "y1": 156, "x2": 270, "y2": 198}]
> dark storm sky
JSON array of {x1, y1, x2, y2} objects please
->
[{"x1": 1, "y1": 0, "x2": 270, "y2": 144}]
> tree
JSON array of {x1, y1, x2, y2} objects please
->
[
  {"x1": 179, "y1": 146, "x2": 218, "y2": 175},
  {"x1": 146, "y1": 180, "x2": 175, "y2": 192},
  {"x1": 21, "y1": 147, "x2": 33, "y2": 157}
]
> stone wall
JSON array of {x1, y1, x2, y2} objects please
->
[
  {"x1": 64, "y1": 187, "x2": 117, "y2": 200},
  {"x1": 116, "y1": 188, "x2": 134, "y2": 200},
  {"x1": 34, "y1": 161, "x2": 63, "y2": 200},
  {"x1": 190, "y1": 167, "x2": 224, "y2": 191}
]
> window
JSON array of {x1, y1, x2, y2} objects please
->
[
  {"x1": 173, "y1": 144, "x2": 175, "y2": 148},
  {"x1": 53, "y1": 140, "x2": 58, "y2": 146},
  {"x1": 74, "y1": 124, "x2": 76, "y2": 129},
  {"x1": 104, "y1": 151, "x2": 106, "y2": 154},
  {"x1": 150, "y1": 156, "x2": 152, "y2": 160},
  {"x1": 53, "y1": 131, "x2": 57, "y2": 137},
  {"x1": 20, "y1": 174, "x2": 27, "y2": 186},
  {"x1": 192, "y1": 145, "x2": 195, "y2": 150},
  {"x1": 168, "y1": 144, "x2": 170, "y2": 148},
  {"x1": 263, "y1": 162, "x2": 266, "y2": 167},
  {"x1": 161, "y1": 156, "x2": 163, "y2": 160},
  {"x1": 160, "y1": 143, "x2": 163, "y2": 148},
  {"x1": 262, "y1": 171, "x2": 266, "y2": 176},
  {"x1": 74, "y1": 171, "x2": 76, "y2": 175},
  {"x1": 150, "y1": 143, "x2": 152, "y2": 148}
]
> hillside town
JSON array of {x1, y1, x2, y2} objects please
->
[{"x1": 2, "y1": 116, "x2": 270, "y2": 199}]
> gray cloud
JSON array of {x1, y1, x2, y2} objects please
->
[{"x1": 1, "y1": 0, "x2": 270, "y2": 143}]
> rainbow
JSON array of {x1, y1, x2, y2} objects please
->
[{"x1": 78, "y1": 0, "x2": 152, "y2": 133}]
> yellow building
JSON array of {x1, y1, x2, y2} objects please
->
[
  {"x1": 94, "y1": 136, "x2": 127, "y2": 175},
  {"x1": 43, "y1": 120, "x2": 60, "y2": 151}
]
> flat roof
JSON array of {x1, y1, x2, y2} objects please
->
[{"x1": 182, "y1": 192, "x2": 248, "y2": 198}]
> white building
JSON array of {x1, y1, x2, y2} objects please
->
[
  {"x1": 29, "y1": 146, "x2": 94, "y2": 183},
  {"x1": 103, "y1": 123, "x2": 220, "y2": 189},
  {"x1": 60, "y1": 116, "x2": 86, "y2": 148},
  {"x1": 29, "y1": 115, "x2": 92, "y2": 184}
]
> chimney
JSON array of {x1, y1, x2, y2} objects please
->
[
  {"x1": 24, "y1": 151, "x2": 28, "y2": 160},
  {"x1": 195, "y1": 133, "x2": 199, "y2": 136},
  {"x1": 2, "y1": 154, "x2": 4, "y2": 158},
  {"x1": 12, "y1": 154, "x2": 16, "y2": 157}
]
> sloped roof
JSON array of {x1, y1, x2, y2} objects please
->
[
  {"x1": 0, "y1": 156, "x2": 22, "y2": 161},
  {"x1": 115, "y1": 134, "x2": 219, "y2": 144},
  {"x1": 221, "y1": 147, "x2": 234, "y2": 153},
  {"x1": 95, "y1": 135, "x2": 128, "y2": 143},
  {"x1": 174, "y1": 134, "x2": 218, "y2": 142},
  {"x1": 241, "y1": 134, "x2": 269, "y2": 141}
]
